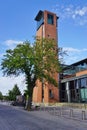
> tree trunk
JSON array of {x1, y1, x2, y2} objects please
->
[
  {"x1": 25, "y1": 72, "x2": 36, "y2": 111},
  {"x1": 26, "y1": 96, "x2": 32, "y2": 111}
]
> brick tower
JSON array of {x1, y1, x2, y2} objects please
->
[{"x1": 32, "y1": 10, "x2": 59, "y2": 104}]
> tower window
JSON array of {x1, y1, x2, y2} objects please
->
[
  {"x1": 47, "y1": 14, "x2": 54, "y2": 25},
  {"x1": 49, "y1": 89, "x2": 54, "y2": 98}
]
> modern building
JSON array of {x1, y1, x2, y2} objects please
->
[
  {"x1": 60, "y1": 58, "x2": 87, "y2": 103},
  {"x1": 32, "y1": 10, "x2": 59, "y2": 104}
]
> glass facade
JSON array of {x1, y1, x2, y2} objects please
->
[
  {"x1": 60, "y1": 78, "x2": 87, "y2": 103},
  {"x1": 63, "y1": 62, "x2": 87, "y2": 76},
  {"x1": 81, "y1": 78, "x2": 87, "y2": 88},
  {"x1": 76, "y1": 78, "x2": 87, "y2": 89}
]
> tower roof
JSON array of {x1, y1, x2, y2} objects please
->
[
  {"x1": 35, "y1": 10, "x2": 43, "y2": 21},
  {"x1": 35, "y1": 10, "x2": 59, "y2": 21}
]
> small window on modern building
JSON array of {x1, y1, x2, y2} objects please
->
[{"x1": 47, "y1": 14, "x2": 54, "y2": 25}]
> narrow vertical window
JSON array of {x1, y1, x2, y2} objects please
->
[
  {"x1": 47, "y1": 14, "x2": 54, "y2": 25},
  {"x1": 49, "y1": 89, "x2": 54, "y2": 98}
]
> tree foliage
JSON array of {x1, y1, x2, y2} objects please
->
[
  {"x1": 33, "y1": 38, "x2": 62, "y2": 86},
  {"x1": 1, "y1": 38, "x2": 64, "y2": 109},
  {"x1": 0, "y1": 91, "x2": 3, "y2": 100},
  {"x1": 8, "y1": 84, "x2": 21, "y2": 101}
]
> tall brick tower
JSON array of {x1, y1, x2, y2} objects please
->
[{"x1": 32, "y1": 10, "x2": 59, "y2": 104}]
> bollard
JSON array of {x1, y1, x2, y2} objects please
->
[
  {"x1": 60, "y1": 108, "x2": 62, "y2": 116},
  {"x1": 44, "y1": 107, "x2": 45, "y2": 111},
  {"x1": 40, "y1": 107, "x2": 42, "y2": 111},
  {"x1": 70, "y1": 109, "x2": 73, "y2": 118},
  {"x1": 82, "y1": 111, "x2": 86, "y2": 120},
  {"x1": 53, "y1": 107, "x2": 55, "y2": 115}
]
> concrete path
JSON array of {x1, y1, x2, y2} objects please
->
[{"x1": 41, "y1": 106, "x2": 87, "y2": 121}]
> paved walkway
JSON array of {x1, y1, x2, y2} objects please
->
[{"x1": 38, "y1": 106, "x2": 87, "y2": 121}]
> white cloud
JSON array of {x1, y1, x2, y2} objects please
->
[
  {"x1": 63, "y1": 47, "x2": 80, "y2": 52},
  {"x1": 63, "y1": 47, "x2": 87, "y2": 53},
  {"x1": 0, "y1": 75, "x2": 26, "y2": 95},
  {"x1": 52, "y1": 5, "x2": 87, "y2": 25},
  {"x1": 83, "y1": 48, "x2": 87, "y2": 51},
  {"x1": 4, "y1": 39, "x2": 23, "y2": 49},
  {"x1": 62, "y1": 47, "x2": 87, "y2": 64},
  {"x1": 75, "y1": 7, "x2": 87, "y2": 17}
]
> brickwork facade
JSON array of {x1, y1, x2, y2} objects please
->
[{"x1": 32, "y1": 10, "x2": 59, "y2": 104}]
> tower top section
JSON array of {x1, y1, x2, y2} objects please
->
[
  {"x1": 35, "y1": 10, "x2": 59, "y2": 21},
  {"x1": 35, "y1": 10, "x2": 59, "y2": 42},
  {"x1": 35, "y1": 10, "x2": 59, "y2": 31}
]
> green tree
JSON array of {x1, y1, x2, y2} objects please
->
[
  {"x1": 0, "y1": 91, "x2": 3, "y2": 100},
  {"x1": 33, "y1": 38, "x2": 62, "y2": 86},
  {"x1": 8, "y1": 90, "x2": 14, "y2": 101},
  {"x1": 1, "y1": 39, "x2": 64, "y2": 109},
  {"x1": 8, "y1": 84, "x2": 21, "y2": 101},
  {"x1": 1, "y1": 41, "x2": 36, "y2": 109}
]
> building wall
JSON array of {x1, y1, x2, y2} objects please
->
[
  {"x1": 36, "y1": 25, "x2": 44, "y2": 38},
  {"x1": 76, "y1": 70, "x2": 87, "y2": 77},
  {"x1": 32, "y1": 80, "x2": 42, "y2": 103},
  {"x1": 44, "y1": 10, "x2": 58, "y2": 41},
  {"x1": 33, "y1": 10, "x2": 59, "y2": 104}
]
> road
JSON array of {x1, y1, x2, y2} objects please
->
[{"x1": 0, "y1": 103, "x2": 87, "y2": 130}]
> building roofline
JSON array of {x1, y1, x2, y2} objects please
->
[
  {"x1": 34, "y1": 10, "x2": 43, "y2": 21},
  {"x1": 35, "y1": 10, "x2": 59, "y2": 21},
  {"x1": 63, "y1": 58, "x2": 87, "y2": 70},
  {"x1": 61, "y1": 74, "x2": 87, "y2": 83}
]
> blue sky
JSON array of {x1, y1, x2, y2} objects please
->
[{"x1": 0, "y1": 0, "x2": 87, "y2": 95}]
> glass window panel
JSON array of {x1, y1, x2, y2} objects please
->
[
  {"x1": 76, "y1": 79, "x2": 81, "y2": 89},
  {"x1": 49, "y1": 90, "x2": 54, "y2": 98},
  {"x1": 47, "y1": 14, "x2": 54, "y2": 25},
  {"x1": 81, "y1": 78, "x2": 86, "y2": 88}
]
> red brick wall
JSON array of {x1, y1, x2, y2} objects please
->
[
  {"x1": 32, "y1": 10, "x2": 59, "y2": 104},
  {"x1": 44, "y1": 10, "x2": 58, "y2": 41}
]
